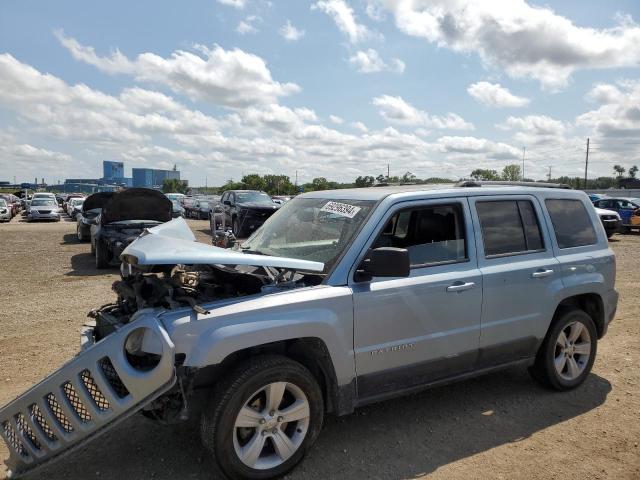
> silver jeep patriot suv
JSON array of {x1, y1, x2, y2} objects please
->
[{"x1": 1, "y1": 183, "x2": 618, "y2": 479}]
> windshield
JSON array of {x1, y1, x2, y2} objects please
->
[
  {"x1": 0, "y1": 200, "x2": 6, "y2": 207},
  {"x1": 71, "y1": 199, "x2": 84, "y2": 206},
  {"x1": 199, "y1": 201, "x2": 210, "y2": 208},
  {"x1": 31, "y1": 199, "x2": 56, "y2": 206},
  {"x1": 235, "y1": 192, "x2": 273, "y2": 204},
  {"x1": 239, "y1": 198, "x2": 375, "y2": 273}
]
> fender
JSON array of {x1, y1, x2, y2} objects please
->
[{"x1": 159, "y1": 285, "x2": 356, "y2": 386}]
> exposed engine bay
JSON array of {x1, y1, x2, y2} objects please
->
[{"x1": 88, "y1": 263, "x2": 322, "y2": 343}]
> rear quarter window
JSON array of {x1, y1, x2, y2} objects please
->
[{"x1": 545, "y1": 199, "x2": 598, "y2": 249}]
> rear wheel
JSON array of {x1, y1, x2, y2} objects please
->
[
  {"x1": 201, "y1": 356, "x2": 324, "y2": 480},
  {"x1": 95, "y1": 240, "x2": 110, "y2": 269},
  {"x1": 529, "y1": 308, "x2": 597, "y2": 391}
]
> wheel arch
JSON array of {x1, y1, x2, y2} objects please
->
[
  {"x1": 192, "y1": 337, "x2": 344, "y2": 415},
  {"x1": 552, "y1": 293, "x2": 605, "y2": 339}
]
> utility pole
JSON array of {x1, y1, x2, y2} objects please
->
[
  {"x1": 547, "y1": 166, "x2": 552, "y2": 182},
  {"x1": 387, "y1": 163, "x2": 390, "y2": 181},
  {"x1": 521, "y1": 147, "x2": 526, "y2": 180},
  {"x1": 295, "y1": 170, "x2": 298, "y2": 187},
  {"x1": 584, "y1": 138, "x2": 590, "y2": 190}
]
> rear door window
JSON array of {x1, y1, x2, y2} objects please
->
[
  {"x1": 476, "y1": 200, "x2": 544, "y2": 257},
  {"x1": 545, "y1": 199, "x2": 598, "y2": 249}
]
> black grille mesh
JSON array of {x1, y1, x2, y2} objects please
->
[
  {"x1": 80, "y1": 369, "x2": 110, "y2": 411},
  {"x1": 99, "y1": 357, "x2": 130, "y2": 398},
  {"x1": 15, "y1": 412, "x2": 41, "y2": 450},
  {"x1": 2, "y1": 420, "x2": 27, "y2": 457},
  {"x1": 62, "y1": 382, "x2": 92, "y2": 423},
  {"x1": 46, "y1": 393, "x2": 74, "y2": 433},
  {"x1": 30, "y1": 403, "x2": 57, "y2": 441}
]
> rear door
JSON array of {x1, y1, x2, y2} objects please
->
[{"x1": 469, "y1": 195, "x2": 562, "y2": 367}]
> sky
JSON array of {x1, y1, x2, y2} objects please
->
[{"x1": 0, "y1": 0, "x2": 639, "y2": 186}]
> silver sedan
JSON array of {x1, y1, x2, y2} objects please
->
[{"x1": 27, "y1": 198, "x2": 61, "y2": 222}]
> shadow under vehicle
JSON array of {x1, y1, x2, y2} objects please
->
[{"x1": 89, "y1": 188, "x2": 172, "y2": 269}]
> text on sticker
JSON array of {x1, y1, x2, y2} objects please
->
[{"x1": 320, "y1": 201, "x2": 361, "y2": 218}]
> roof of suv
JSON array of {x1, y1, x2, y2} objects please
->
[{"x1": 300, "y1": 183, "x2": 584, "y2": 202}]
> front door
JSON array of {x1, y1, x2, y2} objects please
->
[{"x1": 351, "y1": 198, "x2": 482, "y2": 400}]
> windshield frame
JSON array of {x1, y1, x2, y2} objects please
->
[{"x1": 239, "y1": 197, "x2": 377, "y2": 277}]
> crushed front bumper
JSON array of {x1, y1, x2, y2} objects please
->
[{"x1": 0, "y1": 316, "x2": 176, "y2": 478}]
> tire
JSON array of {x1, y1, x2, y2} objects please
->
[
  {"x1": 529, "y1": 308, "x2": 597, "y2": 391},
  {"x1": 606, "y1": 231, "x2": 614, "y2": 239},
  {"x1": 95, "y1": 239, "x2": 110, "y2": 269},
  {"x1": 233, "y1": 217, "x2": 244, "y2": 238},
  {"x1": 201, "y1": 355, "x2": 324, "y2": 480}
]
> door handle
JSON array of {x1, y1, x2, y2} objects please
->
[
  {"x1": 446, "y1": 281, "x2": 475, "y2": 293},
  {"x1": 532, "y1": 269, "x2": 554, "y2": 278}
]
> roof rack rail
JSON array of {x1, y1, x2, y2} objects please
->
[{"x1": 455, "y1": 180, "x2": 572, "y2": 189}]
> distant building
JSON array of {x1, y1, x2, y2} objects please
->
[
  {"x1": 103, "y1": 161, "x2": 124, "y2": 180},
  {"x1": 132, "y1": 168, "x2": 181, "y2": 188}
]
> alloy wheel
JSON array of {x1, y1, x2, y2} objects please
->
[
  {"x1": 554, "y1": 321, "x2": 591, "y2": 381},
  {"x1": 232, "y1": 382, "x2": 310, "y2": 470}
]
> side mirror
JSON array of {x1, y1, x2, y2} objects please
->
[
  {"x1": 357, "y1": 247, "x2": 410, "y2": 281},
  {"x1": 223, "y1": 200, "x2": 232, "y2": 206}
]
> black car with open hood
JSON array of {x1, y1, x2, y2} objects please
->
[
  {"x1": 89, "y1": 188, "x2": 172, "y2": 269},
  {"x1": 76, "y1": 192, "x2": 115, "y2": 242}
]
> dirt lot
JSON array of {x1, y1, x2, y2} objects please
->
[{"x1": 1, "y1": 215, "x2": 639, "y2": 480}]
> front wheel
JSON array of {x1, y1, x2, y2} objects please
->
[
  {"x1": 95, "y1": 240, "x2": 110, "y2": 269},
  {"x1": 201, "y1": 356, "x2": 324, "y2": 480},
  {"x1": 529, "y1": 308, "x2": 597, "y2": 391}
]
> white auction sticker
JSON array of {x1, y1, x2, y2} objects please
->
[{"x1": 320, "y1": 201, "x2": 361, "y2": 218}]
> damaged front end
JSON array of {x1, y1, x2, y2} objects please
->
[{"x1": 1, "y1": 217, "x2": 324, "y2": 477}]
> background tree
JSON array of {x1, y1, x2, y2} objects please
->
[
  {"x1": 401, "y1": 171, "x2": 417, "y2": 183},
  {"x1": 162, "y1": 178, "x2": 188, "y2": 194},
  {"x1": 501, "y1": 164, "x2": 522, "y2": 181},
  {"x1": 354, "y1": 175, "x2": 375, "y2": 187},
  {"x1": 629, "y1": 165, "x2": 638, "y2": 179},
  {"x1": 470, "y1": 169, "x2": 500, "y2": 181},
  {"x1": 613, "y1": 165, "x2": 626, "y2": 178}
]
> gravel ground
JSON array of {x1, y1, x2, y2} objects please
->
[{"x1": 1, "y1": 215, "x2": 639, "y2": 479}]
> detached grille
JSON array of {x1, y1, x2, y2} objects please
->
[{"x1": 0, "y1": 317, "x2": 176, "y2": 478}]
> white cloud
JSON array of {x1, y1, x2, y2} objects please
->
[
  {"x1": 385, "y1": 0, "x2": 640, "y2": 89},
  {"x1": 217, "y1": 0, "x2": 246, "y2": 9},
  {"x1": 577, "y1": 80, "x2": 640, "y2": 139},
  {"x1": 312, "y1": 0, "x2": 372, "y2": 43},
  {"x1": 279, "y1": 20, "x2": 305, "y2": 41},
  {"x1": 236, "y1": 16, "x2": 260, "y2": 34},
  {"x1": 437, "y1": 136, "x2": 521, "y2": 160},
  {"x1": 329, "y1": 114, "x2": 344, "y2": 124},
  {"x1": 351, "y1": 121, "x2": 369, "y2": 132},
  {"x1": 365, "y1": 0, "x2": 386, "y2": 21},
  {"x1": 585, "y1": 83, "x2": 624, "y2": 104},
  {"x1": 348, "y1": 49, "x2": 405, "y2": 73},
  {"x1": 467, "y1": 81, "x2": 530, "y2": 107},
  {"x1": 55, "y1": 30, "x2": 299, "y2": 108},
  {"x1": 373, "y1": 94, "x2": 473, "y2": 130}
]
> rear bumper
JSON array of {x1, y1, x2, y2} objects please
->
[
  {"x1": 601, "y1": 218, "x2": 622, "y2": 233},
  {"x1": 0, "y1": 316, "x2": 176, "y2": 478}
]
